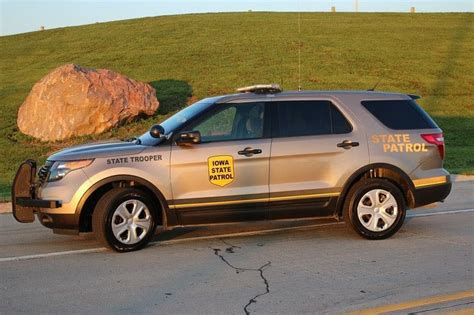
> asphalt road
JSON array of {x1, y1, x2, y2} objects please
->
[{"x1": 1, "y1": 180, "x2": 473, "y2": 314}]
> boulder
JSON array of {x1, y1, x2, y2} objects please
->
[{"x1": 17, "y1": 64, "x2": 159, "y2": 141}]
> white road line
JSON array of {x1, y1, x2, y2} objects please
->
[
  {"x1": 0, "y1": 222, "x2": 342, "y2": 263},
  {"x1": 1, "y1": 208, "x2": 473, "y2": 263},
  {"x1": 154, "y1": 221, "x2": 343, "y2": 247},
  {"x1": 407, "y1": 208, "x2": 474, "y2": 218},
  {"x1": 0, "y1": 248, "x2": 107, "y2": 263}
]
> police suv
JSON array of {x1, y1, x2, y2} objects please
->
[{"x1": 12, "y1": 85, "x2": 451, "y2": 252}]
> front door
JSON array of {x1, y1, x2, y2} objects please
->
[
  {"x1": 170, "y1": 101, "x2": 271, "y2": 224},
  {"x1": 269, "y1": 99, "x2": 369, "y2": 219}
]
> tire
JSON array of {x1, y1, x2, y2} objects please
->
[
  {"x1": 343, "y1": 178, "x2": 406, "y2": 240},
  {"x1": 92, "y1": 187, "x2": 159, "y2": 252}
]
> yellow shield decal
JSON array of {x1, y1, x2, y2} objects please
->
[{"x1": 208, "y1": 155, "x2": 235, "y2": 187}]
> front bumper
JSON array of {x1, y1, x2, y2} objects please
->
[{"x1": 16, "y1": 197, "x2": 61, "y2": 209}]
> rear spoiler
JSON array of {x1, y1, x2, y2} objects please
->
[{"x1": 408, "y1": 94, "x2": 421, "y2": 100}]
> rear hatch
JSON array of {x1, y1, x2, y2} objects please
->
[{"x1": 361, "y1": 98, "x2": 445, "y2": 171}]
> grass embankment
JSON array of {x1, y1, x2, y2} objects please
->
[{"x1": 0, "y1": 12, "x2": 473, "y2": 200}]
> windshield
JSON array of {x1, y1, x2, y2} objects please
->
[{"x1": 138, "y1": 97, "x2": 219, "y2": 146}]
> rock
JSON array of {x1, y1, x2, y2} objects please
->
[{"x1": 17, "y1": 64, "x2": 159, "y2": 141}]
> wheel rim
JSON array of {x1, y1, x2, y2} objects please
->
[
  {"x1": 111, "y1": 199, "x2": 152, "y2": 245},
  {"x1": 357, "y1": 189, "x2": 398, "y2": 232}
]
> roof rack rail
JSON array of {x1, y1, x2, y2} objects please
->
[{"x1": 236, "y1": 84, "x2": 282, "y2": 94}]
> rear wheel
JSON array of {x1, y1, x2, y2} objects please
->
[
  {"x1": 92, "y1": 188, "x2": 159, "y2": 252},
  {"x1": 343, "y1": 178, "x2": 406, "y2": 239}
]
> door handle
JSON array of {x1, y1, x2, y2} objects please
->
[
  {"x1": 337, "y1": 140, "x2": 359, "y2": 149},
  {"x1": 238, "y1": 147, "x2": 262, "y2": 156}
]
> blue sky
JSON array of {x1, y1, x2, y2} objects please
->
[{"x1": 1, "y1": 0, "x2": 472, "y2": 36}]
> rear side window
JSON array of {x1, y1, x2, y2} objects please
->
[
  {"x1": 331, "y1": 105, "x2": 353, "y2": 134},
  {"x1": 361, "y1": 100, "x2": 438, "y2": 130},
  {"x1": 276, "y1": 101, "x2": 352, "y2": 137}
]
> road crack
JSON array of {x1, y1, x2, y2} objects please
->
[{"x1": 211, "y1": 239, "x2": 271, "y2": 315}]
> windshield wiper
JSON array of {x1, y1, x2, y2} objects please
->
[{"x1": 124, "y1": 136, "x2": 142, "y2": 145}]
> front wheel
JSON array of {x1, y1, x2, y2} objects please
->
[
  {"x1": 92, "y1": 188, "x2": 159, "y2": 252},
  {"x1": 343, "y1": 178, "x2": 406, "y2": 240}
]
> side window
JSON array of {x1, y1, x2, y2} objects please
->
[
  {"x1": 195, "y1": 106, "x2": 236, "y2": 141},
  {"x1": 187, "y1": 102, "x2": 265, "y2": 142},
  {"x1": 276, "y1": 101, "x2": 351, "y2": 137},
  {"x1": 331, "y1": 105, "x2": 352, "y2": 134}
]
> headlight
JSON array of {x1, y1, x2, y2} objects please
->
[{"x1": 48, "y1": 159, "x2": 94, "y2": 182}]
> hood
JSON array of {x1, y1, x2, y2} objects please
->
[{"x1": 48, "y1": 140, "x2": 146, "y2": 161}]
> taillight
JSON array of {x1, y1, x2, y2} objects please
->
[{"x1": 421, "y1": 133, "x2": 445, "y2": 160}]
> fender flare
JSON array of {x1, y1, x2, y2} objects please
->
[
  {"x1": 335, "y1": 163, "x2": 415, "y2": 216},
  {"x1": 75, "y1": 175, "x2": 176, "y2": 230}
]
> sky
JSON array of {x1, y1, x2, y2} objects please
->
[{"x1": 1, "y1": 0, "x2": 473, "y2": 36}]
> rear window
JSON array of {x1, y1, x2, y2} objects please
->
[{"x1": 361, "y1": 100, "x2": 438, "y2": 130}]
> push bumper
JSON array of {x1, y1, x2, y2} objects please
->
[
  {"x1": 12, "y1": 160, "x2": 62, "y2": 224},
  {"x1": 16, "y1": 197, "x2": 61, "y2": 209}
]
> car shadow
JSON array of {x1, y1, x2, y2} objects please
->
[
  {"x1": 150, "y1": 217, "x2": 343, "y2": 244},
  {"x1": 429, "y1": 15, "x2": 472, "y2": 111},
  {"x1": 424, "y1": 15, "x2": 473, "y2": 174},
  {"x1": 431, "y1": 115, "x2": 474, "y2": 173},
  {"x1": 148, "y1": 79, "x2": 193, "y2": 115}
]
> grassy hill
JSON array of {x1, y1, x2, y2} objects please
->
[{"x1": 1, "y1": 12, "x2": 473, "y2": 200}]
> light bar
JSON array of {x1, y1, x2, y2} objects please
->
[{"x1": 236, "y1": 84, "x2": 282, "y2": 94}]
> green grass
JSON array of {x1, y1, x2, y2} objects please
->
[{"x1": 1, "y1": 12, "x2": 473, "y2": 199}]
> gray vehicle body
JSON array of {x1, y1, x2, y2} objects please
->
[{"x1": 12, "y1": 90, "x2": 451, "y2": 234}]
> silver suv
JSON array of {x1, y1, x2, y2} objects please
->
[{"x1": 12, "y1": 85, "x2": 451, "y2": 252}]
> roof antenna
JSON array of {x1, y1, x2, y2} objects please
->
[
  {"x1": 297, "y1": 6, "x2": 302, "y2": 91},
  {"x1": 368, "y1": 78, "x2": 382, "y2": 91}
]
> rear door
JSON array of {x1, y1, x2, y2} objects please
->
[
  {"x1": 170, "y1": 101, "x2": 271, "y2": 224},
  {"x1": 269, "y1": 99, "x2": 369, "y2": 219}
]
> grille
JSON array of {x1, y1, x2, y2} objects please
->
[{"x1": 38, "y1": 161, "x2": 53, "y2": 184}]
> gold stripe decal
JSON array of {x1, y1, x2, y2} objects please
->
[
  {"x1": 174, "y1": 197, "x2": 268, "y2": 209},
  {"x1": 174, "y1": 192, "x2": 340, "y2": 209},
  {"x1": 269, "y1": 192, "x2": 340, "y2": 202},
  {"x1": 413, "y1": 176, "x2": 448, "y2": 188}
]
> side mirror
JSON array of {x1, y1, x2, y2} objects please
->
[
  {"x1": 149, "y1": 124, "x2": 165, "y2": 138},
  {"x1": 175, "y1": 131, "x2": 201, "y2": 145}
]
